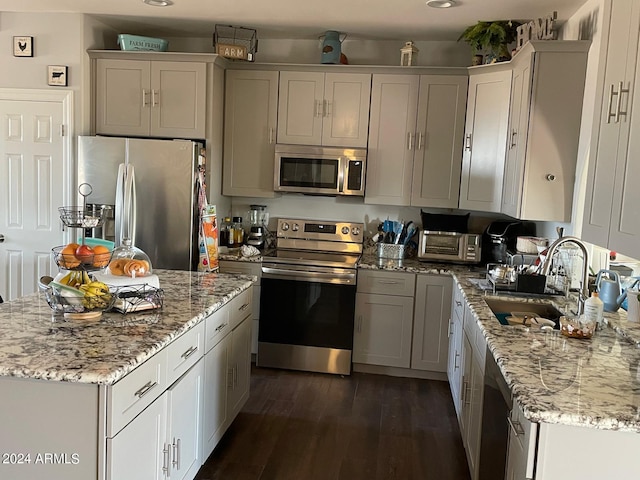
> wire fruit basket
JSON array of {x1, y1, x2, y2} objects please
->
[
  {"x1": 111, "y1": 286, "x2": 164, "y2": 314},
  {"x1": 40, "y1": 281, "x2": 117, "y2": 320},
  {"x1": 52, "y1": 245, "x2": 113, "y2": 271},
  {"x1": 58, "y1": 183, "x2": 109, "y2": 228}
]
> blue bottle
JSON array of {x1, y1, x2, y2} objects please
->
[{"x1": 321, "y1": 31, "x2": 341, "y2": 64}]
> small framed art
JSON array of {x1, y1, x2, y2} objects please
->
[
  {"x1": 13, "y1": 36, "x2": 33, "y2": 57},
  {"x1": 47, "y1": 65, "x2": 68, "y2": 86}
]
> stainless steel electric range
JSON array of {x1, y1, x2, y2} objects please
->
[{"x1": 257, "y1": 218, "x2": 364, "y2": 375}]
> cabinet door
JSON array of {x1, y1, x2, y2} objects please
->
[
  {"x1": 108, "y1": 393, "x2": 167, "y2": 480},
  {"x1": 223, "y1": 70, "x2": 279, "y2": 197},
  {"x1": 96, "y1": 59, "x2": 151, "y2": 137},
  {"x1": 167, "y1": 359, "x2": 203, "y2": 480},
  {"x1": 460, "y1": 332, "x2": 472, "y2": 442},
  {"x1": 459, "y1": 70, "x2": 511, "y2": 212},
  {"x1": 353, "y1": 292, "x2": 414, "y2": 368},
  {"x1": 227, "y1": 316, "x2": 252, "y2": 421},
  {"x1": 322, "y1": 73, "x2": 371, "y2": 147},
  {"x1": 411, "y1": 275, "x2": 452, "y2": 372},
  {"x1": 411, "y1": 75, "x2": 467, "y2": 208},
  {"x1": 365, "y1": 74, "x2": 419, "y2": 206},
  {"x1": 501, "y1": 57, "x2": 533, "y2": 218},
  {"x1": 505, "y1": 402, "x2": 538, "y2": 480},
  {"x1": 447, "y1": 311, "x2": 463, "y2": 419},
  {"x1": 202, "y1": 333, "x2": 230, "y2": 460},
  {"x1": 150, "y1": 61, "x2": 206, "y2": 139},
  {"x1": 277, "y1": 71, "x2": 324, "y2": 144},
  {"x1": 465, "y1": 353, "x2": 484, "y2": 480},
  {"x1": 583, "y1": 0, "x2": 640, "y2": 249}
]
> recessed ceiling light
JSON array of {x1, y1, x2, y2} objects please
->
[
  {"x1": 142, "y1": 0, "x2": 173, "y2": 6},
  {"x1": 426, "y1": 0, "x2": 456, "y2": 7}
]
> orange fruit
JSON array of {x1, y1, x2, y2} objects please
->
[
  {"x1": 92, "y1": 245, "x2": 111, "y2": 268},
  {"x1": 58, "y1": 243, "x2": 80, "y2": 268}
]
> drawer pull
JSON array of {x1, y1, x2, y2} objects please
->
[
  {"x1": 239, "y1": 303, "x2": 250, "y2": 311},
  {"x1": 162, "y1": 443, "x2": 170, "y2": 474},
  {"x1": 172, "y1": 438, "x2": 181, "y2": 470},
  {"x1": 134, "y1": 380, "x2": 158, "y2": 399},
  {"x1": 455, "y1": 300, "x2": 462, "y2": 307},
  {"x1": 181, "y1": 345, "x2": 198, "y2": 360},
  {"x1": 215, "y1": 322, "x2": 228, "y2": 333},
  {"x1": 377, "y1": 280, "x2": 400, "y2": 285},
  {"x1": 508, "y1": 415, "x2": 525, "y2": 437}
]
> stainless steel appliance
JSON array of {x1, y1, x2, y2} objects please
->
[
  {"x1": 246, "y1": 204, "x2": 269, "y2": 249},
  {"x1": 77, "y1": 136, "x2": 206, "y2": 270},
  {"x1": 417, "y1": 231, "x2": 481, "y2": 264},
  {"x1": 482, "y1": 221, "x2": 535, "y2": 264},
  {"x1": 274, "y1": 144, "x2": 366, "y2": 196},
  {"x1": 258, "y1": 218, "x2": 364, "y2": 375}
]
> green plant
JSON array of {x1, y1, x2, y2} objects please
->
[{"x1": 458, "y1": 20, "x2": 522, "y2": 61}]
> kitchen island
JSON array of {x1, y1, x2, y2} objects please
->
[
  {"x1": 359, "y1": 254, "x2": 640, "y2": 478},
  {"x1": 0, "y1": 269, "x2": 255, "y2": 480}
]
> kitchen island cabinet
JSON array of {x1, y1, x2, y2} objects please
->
[{"x1": 0, "y1": 269, "x2": 254, "y2": 480}]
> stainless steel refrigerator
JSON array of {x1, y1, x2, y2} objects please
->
[{"x1": 77, "y1": 136, "x2": 206, "y2": 271}]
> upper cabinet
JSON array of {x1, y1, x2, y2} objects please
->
[
  {"x1": 582, "y1": 0, "x2": 640, "y2": 258},
  {"x1": 277, "y1": 71, "x2": 371, "y2": 147},
  {"x1": 459, "y1": 69, "x2": 512, "y2": 213},
  {"x1": 366, "y1": 74, "x2": 468, "y2": 207},
  {"x1": 501, "y1": 41, "x2": 589, "y2": 222},
  {"x1": 95, "y1": 57, "x2": 207, "y2": 139},
  {"x1": 222, "y1": 70, "x2": 279, "y2": 197}
]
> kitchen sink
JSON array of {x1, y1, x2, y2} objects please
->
[{"x1": 484, "y1": 297, "x2": 564, "y2": 328}]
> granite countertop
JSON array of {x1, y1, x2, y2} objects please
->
[
  {"x1": 0, "y1": 269, "x2": 255, "y2": 385},
  {"x1": 359, "y1": 254, "x2": 640, "y2": 433}
]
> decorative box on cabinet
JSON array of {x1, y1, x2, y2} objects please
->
[
  {"x1": 366, "y1": 74, "x2": 467, "y2": 207},
  {"x1": 501, "y1": 41, "x2": 589, "y2": 222},
  {"x1": 95, "y1": 57, "x2": 207, "y2": 139},
  {"x1": 582, "y1": 0, "x2": 640, "y2": 259},
  {"x1": 277, "y1": 71, "x2": 371, "y2": 147},
  {"x1": 459, "y1": 68, "x2": 512, "y2": 213},
  {"x1": 223, "y1": 70, "x2": 279, "y2": 197}
]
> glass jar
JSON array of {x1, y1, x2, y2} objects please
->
[
  {"x1": 220, "y1": 217, "x2": 231, "y2": 247},
  {"x1": 230, "y1": 216, "x2": 244, "y2": 248}
]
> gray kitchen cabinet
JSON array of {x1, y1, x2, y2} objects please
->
[
  {"x1": 447, "y1": 284, "x2": 465, "y2": 418},
  {"x1": 411, "y1": 274, "x2": 453, "y2": 372},
  {"x1": 226, "y1": 315, "x2": 251, "y2": 421},
  {"x1": 459, "y1": 69, "x2": 512, "y2": 213},
  {"x1": 95, "y1": 58, "x2": 207, "y2": 139},
  {"x1": 461, "y1": 323, "x2": 485, "y2": 480},
  {"x1": 219, "y1": 260, "x2": 262, "y2": 355},
  {"x1": 582, "y1": 0, "x2": 640, "y2": 259},
  {"x1": 501, "y1": 41, "x2": 589, "y2": 222},
  {"x1": 222, "y1": 70, "x2": 279, "y2": 197},
  {"x1": 353, "y1": 270, "x2": 416, "y2": 368},
  {"x1": 277, "y1": 71, "x2": 371, "y2": 147},
  {"x1": 505, "y1": 400, "x2": 538, "y2": 480},
  {"x1": 365, "y1": 74, "x2": 467, "y2": 207}
]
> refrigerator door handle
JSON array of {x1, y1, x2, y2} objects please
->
[
  {"x1": 123, "y1": 164, "x2": 135, "y2": 244},
  {"x1": 115, "y1": 163, "x2": 126, "y2": 246},
  {"x1": 129, "y1": 165, "x2": 137, "y2": 246}
]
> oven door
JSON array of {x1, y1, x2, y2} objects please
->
[{"x1": 258, "y1": 263, "x2": 356, "y2": 374}]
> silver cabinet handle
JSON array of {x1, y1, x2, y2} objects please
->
[
  {"x1": 0, "y1": 234, "x2": 4, "y2": 243},
  {"x1": 616, "y1": 81, "x2": 630, "y2": 122},
  {"x1": 181, "y1": 345, "x2": 198, "y2": 360},
  {"x1": 378, "y1": 279, "x2": 400, "y2": 285},
  {"x1": 508, "y1": 415, "x2": 525, "y2": 436},
  {"x1": 607, "y1": 83, "x2": 617, "y2": 123},
  {"x1": 464, "y1": 133, "x2": 472, "y2": 151},
  {"x1": 546, "y1": 174, "x2": 556, "y2": 182},
  {"x1": 510, "y1": 129, "x2": 517, "y2": 149},
  {"x1": 134, "y1": 380, "x2": 158, "y2": 399},
  {"x1": 142, "y1": 89, "x2": 149, "y2": 107},
  {"x1": 407, "y1": 132, "x2": 414, "y2": 150},
  {"x1": 325, "y1": 100, "x2": 332, "y2": 116},
  {"x1": 227, "y1": 367, "x2": 234, "y2": 388},
  {"x1": 172, "y1": 438, "x2": 181, "y2": 470},
  {"x1": 239, "y1": 302, "x2": 250, "y2": 312},
  {"x1": 455, "y1": 300, "x2": 462, "y2": 307},
  {"x1": 454, "y1": 352, "x2": 460, "y2": 370},
  {"x1": 417, "y1": 132, "x2": 424, "y2": 150},
  {"x1": 162, "y1": 443, "x2": 170, "y2": 474},
  {"x1": 215, "y1": 322, "x2": 228, "y2": 333},
  {"x1": 268, "y1": 127, "x2": 275, "y2": 144},
  {"x1": 152, "y1": 89, "x2": 159, "y2": 107},
  {"x1": 448, "y1": 318, "x2": 453, "y2": 338},
  {"x1": 314, "y1": 100, "x2": 322, "y2": 117}
]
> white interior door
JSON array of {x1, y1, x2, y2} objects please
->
[{"x1": 0, "y1": 92, "x2": 69, "y2": 301}]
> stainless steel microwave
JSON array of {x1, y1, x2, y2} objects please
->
[
  {"x1": 417, "y1": 231, "x2": 481, "y2": 264},
  {"x1": 274, "y1": 144, "x2": 367, "y2": 196}
]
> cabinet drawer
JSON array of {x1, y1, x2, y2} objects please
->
[
  {"x1": 108, "y1": 349, "x2": 167, "y2": 437},
  {"x1": 166, "y1": 321, "x2": 204, "y2": 386},
  {"x1": 205, "y1": 305, "x2": 231, "y2": 353},
  {"x1": 228, "y1": 288, "x2": 253, "y2": 330},
  {"x1": 452, "y1": 283, "x2": 464, "y2": 321},
  {"x1": 357, "y1": 269, "x2": 416, "y2": 296},
  {"x1": 463, "y1": 310, "x2": 486, "y2": 368},
  {"x1": 219, "y1": 260, "x2": 262, "y2": 286}
]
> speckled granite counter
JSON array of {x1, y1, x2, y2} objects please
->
[
  {"x1": 359, "y1": 254, "x2": 640, "y2": 433},
  {"x1": 0, "y1": 269, "x2": 255, "y2": 385}
]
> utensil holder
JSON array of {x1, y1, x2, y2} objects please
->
[{"x1": 377, "y1": 243, "x2": 405, "y2": 260}]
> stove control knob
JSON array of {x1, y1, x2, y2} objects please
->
[
  {"x1": 341, "y1": 226, "x2": 350, "y2": 235},
  {"x1": 292, "y1": 223, "x2": 299, "y2": 231},
  {"x1": 281, "y1": 222, "x2": 290, "y2": 231},
  {"x1": 351, "y1": 227, "x2": 361, "y2": 236}
]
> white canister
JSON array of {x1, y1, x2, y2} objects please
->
[{"x1": 627, "y1": 289, "x2": 640, "y2": 322}]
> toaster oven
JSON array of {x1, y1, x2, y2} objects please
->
[{"x1": 418, "y1": 231, "x2": 481, "y2": 264}]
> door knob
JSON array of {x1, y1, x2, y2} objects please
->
[{"x1": 0, "y1": 234, "x2": 4, "y2": 243}]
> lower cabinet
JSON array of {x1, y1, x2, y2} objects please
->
[
  {"x1": 353, "y1": 269, "x2": 452, "y2": 373},
  {"x1": 448, "y1": 284, "x2": 465, "y2": 417},
  {"x1": 505, "y1": 400, "x2": 537, "y2": 480},
  {"x1": 108, "y1": 358, "x2": 204, "y2": 480}
]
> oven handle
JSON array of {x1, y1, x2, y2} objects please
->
[{"x1": 262, "y1": 266, "x2": 356, "y2": 285}]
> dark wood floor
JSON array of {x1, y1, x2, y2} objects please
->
[{"x1": 195, "y1": 365, "x2": 470, "y2": 480}]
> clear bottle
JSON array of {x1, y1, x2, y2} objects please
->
[
  {"x1": 231, "y1": 216, "x2": 244, "y2": 247},
  {"x1": 220, "y1": 217, "x2": 231, "y2": 247},
  {"x1": 583, "y1": 292, "x2": 604, "y2": 329}
]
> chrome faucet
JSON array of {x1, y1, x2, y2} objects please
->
[{"x1": 540, "y1": 236, "x2": 590, "y2": 315}]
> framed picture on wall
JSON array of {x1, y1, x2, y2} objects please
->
[
  {"x1": 47, "y1": 65, "x2": 68, "y2": 86},
  {"x1": 13, "y1": 36, "x2": 33, "y2": 57}
]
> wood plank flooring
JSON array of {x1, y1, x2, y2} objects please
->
[{"x1": 195, "y1": 366, "x2": 470, "y2": 480}]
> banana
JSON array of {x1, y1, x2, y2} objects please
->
[{"x1": 59, "y1": 271, "x2": 73, "y2": 286}]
